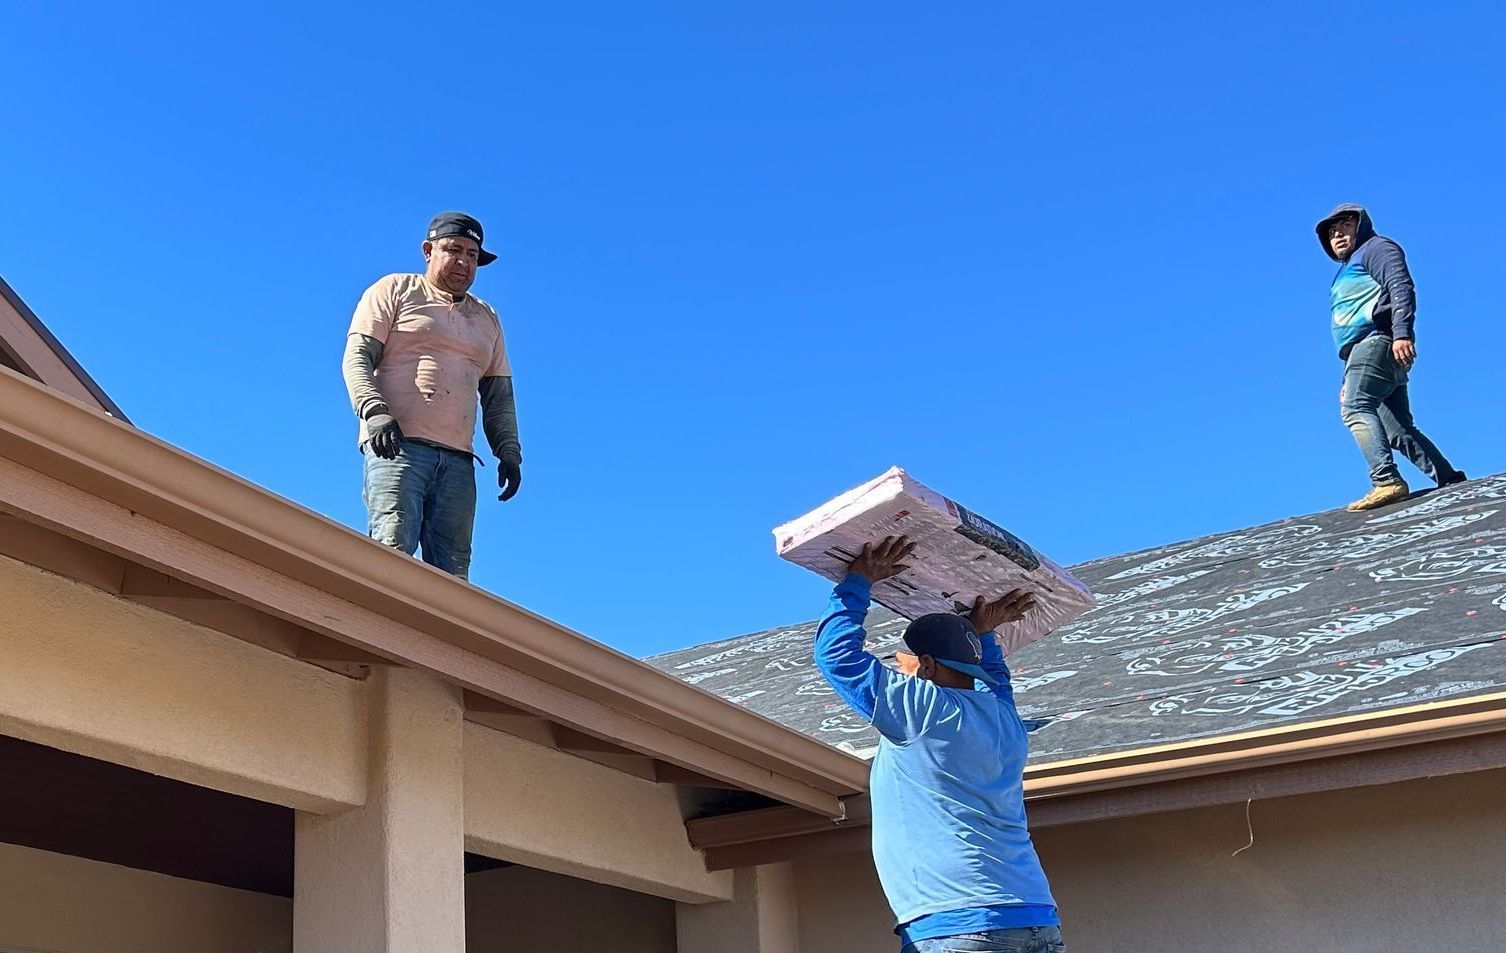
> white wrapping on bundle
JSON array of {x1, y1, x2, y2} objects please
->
[{"x1": 774, "y1": 467, "x2": 1095, "y2": 654}]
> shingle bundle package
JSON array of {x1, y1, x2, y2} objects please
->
[{"x1": 773, "y1": 467, "x2": 1095, "y2": 654}]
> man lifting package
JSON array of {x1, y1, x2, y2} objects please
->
[{"x1": 775, "y1": 469, "x2": 1093, "y2": 953}]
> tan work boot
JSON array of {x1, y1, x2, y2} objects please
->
[{"x1": 1347, "y1": 481, "x2": 1410, "y2": 511}]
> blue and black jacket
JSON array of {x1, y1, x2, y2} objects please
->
[{"x1": 1316, "y1": 204, "x2": 1416, "y2": 359}]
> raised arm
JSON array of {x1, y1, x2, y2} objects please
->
[
  {"x1": 814, "y1": 536, "x2": 917, "y2": 729},
  {"x1": 967, "y1": 590, "x2": 1038, "y2": 700},
  {"x1": 814, "y1": 574, "x2": 887, "y2": 721}
]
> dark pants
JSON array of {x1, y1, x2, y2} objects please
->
[
  {"x1": 361, "y1": 441, "x2": 476, "y2": 578},
  {"x1": 1339, "y1": 334, "x2": 1460, "y2": 488}
]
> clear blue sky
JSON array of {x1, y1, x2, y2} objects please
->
[{"x1": 4, "y1": 3, "x2": 1503, "y2": 657}]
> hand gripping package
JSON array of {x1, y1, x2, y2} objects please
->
[{"x1": 773, "y1": 468, "x2": 1095, "y2": 654}]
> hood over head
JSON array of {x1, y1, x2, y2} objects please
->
[{"x1": 1316, "y1": 204, "x2": 1376, "y2": 261}]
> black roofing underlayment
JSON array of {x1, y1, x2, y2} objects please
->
[{"x1": 649, "y1": 474, "x2": 1506, "y2": 763}]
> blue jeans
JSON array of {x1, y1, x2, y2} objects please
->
[
  {"x1": 362, "y1": 440, "x2": 477, "y2": 578},
  {"x1": 1340, "y1": 334, "x2": 1459, "y2": 487},
  {"x1": 902, "y1": 926, "x2": 1065, "y2": 953}
]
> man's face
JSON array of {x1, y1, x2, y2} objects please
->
[
  {"x1": 901, "y1": 652, "x2": 971, "y2": 688},
  {"x1": 424, "y1": 236, "x2": 481, "y2": 295},
  {"x1": 1328, "y1": 216, "x2": 1359, "y2": 259}
]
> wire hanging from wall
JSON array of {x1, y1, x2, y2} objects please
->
[{"x1": 1231, "y1": 798, "x2": 1255, "y2": 857}]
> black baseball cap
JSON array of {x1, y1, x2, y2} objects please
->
[
  {"x1": 426, "y1": 211, "x2": 497, "y2": 266},
  {"x1": 903, "y1": 613, "x2": 998, "y2": 685}
]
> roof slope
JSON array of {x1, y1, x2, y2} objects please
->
[
  {"x1": 651, "y1": 475, "x2": 1506, "y2": 762},
  {"x1": 0, "y1": 275, "x2": 126, "y2": 420}
]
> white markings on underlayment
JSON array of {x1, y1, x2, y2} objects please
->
[
  {"x1": 1365, "y1": 478, "x2": 1506, "y2": 525},
  {"x1": 1369, "y1": 545, "x2": 1506, "y2": 582},
  {"x1": 1104, "y1": 524, "x2": 1325, "y2": 580},
  {"x1": 1257, "y1": 512, "x2": 1496, "y2": 569},
  {"x1": 1148, "y1": 643, "x2": 1489, "y2": 718},
  {"x1": 1063, "y1": 582, "x2": 1311, "y2": 645},
  {"x1": 1125, "y1": 607, "x2": 1427, "y2": 678}
]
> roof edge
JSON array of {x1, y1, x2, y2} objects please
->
[
  {"x1": 0, "y1": 368, "x2": 868, "y2": 806},
  {"x1": 0, "y1": 276, "x2": 128, "y2": 422},
  {"x1": 1023, "y1": 689, "x2": 1506, "y2": 797},
  {"x1": 688, "y1": 689, "x2": 1506, "y2": 849}
]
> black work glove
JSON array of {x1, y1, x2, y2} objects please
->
[
  {"x1": 366, "y1": 413, "x2": 404, "y2": 460},
  {"x1": 498, "y1": 458, "x2": 522, "y2": 502}
]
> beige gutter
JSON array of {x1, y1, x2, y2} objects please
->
[
  {"x1": 1022, "y1": 688, "x2": 1506, "y2": 796},
  {"x1": 688, "y1": 689, "x2": 1506, "y2": 849},
  {"x1": 0, "y1": 367, "x2": 869, "y2": 815}
]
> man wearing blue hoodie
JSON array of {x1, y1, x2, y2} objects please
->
[
  {"x1": 814, "y1": 535, "x2": 1065, "y2": 953},
  {"x1": 1316, "y1": 204, "x2": 1465, "y2": 511}
]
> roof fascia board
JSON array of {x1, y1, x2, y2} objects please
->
[
  {"x1": 1021, "y1": 690, "x2": 1506, "y2": 793},
  {"x1": 688, "y1": 690, "x2": 1506, "y2": 850},
  {"x1": 0, "y1": 277, "x2": 127, "y2": 421},
  {"x1": 698, "y1": 728, "x2": 1506, "y2": 870},
  {"x1": 0, "y1": 449, "x2": 845, "y2": 816},
  {"x1": 0, "y1": 369, "x2": 868, "y2": 810}
]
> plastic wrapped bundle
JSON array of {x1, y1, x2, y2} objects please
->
[{"x1": 773, "y1": 467, "x2": 1095, "y2": 654}]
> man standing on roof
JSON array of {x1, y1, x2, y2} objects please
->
[
  {"x1": 815, "y1": 535, "x2": 1066, "y2": 953},
  {"x1": 341, "y1": 212, "x2": 522, "y2": 579},
  {"x1": 1317, "y1": 204, "x2": 1465, "y2": 511}
]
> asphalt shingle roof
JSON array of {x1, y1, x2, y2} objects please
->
[{"x1": 649, "y1": 475, "x2": 1506, "y2": 762}]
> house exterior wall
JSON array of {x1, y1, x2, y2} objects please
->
[
  {"x1": 0, "y1": 844, "x2": 680, "y2": 953},
  {"x1": 295, "y1": 667, "x2": 467, "y2": 953},
  {"x1": 0, "y1": 552, "x2": 725, "y2": 950},
  {"x1": 676, "y1": 863, "x2": 799, "y2": 953},
  {"x1": 467, "y1": 865, "x2": 677, "y2": 953},
  {"x1": 0, "y1": 554, "x2": 367, "y2": 814},
  {"x1": 793, "y1": 767, "x2": 1506, "y2": 953},
  {"x1": 0, "y1": 842, "x2": 292, "y2": 953},
  {"x1": 464, "y1": 722, "x2": 733, "y2": 903}
]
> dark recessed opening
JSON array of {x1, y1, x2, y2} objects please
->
[{"x1": 0, "y1": 733, "x2": 509, "y2": 897}]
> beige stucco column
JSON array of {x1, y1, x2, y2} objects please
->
[
  {"x1": 676, "y1": 862, "x2": 799, "y2": 953},
  {"x1": 294, "y1": 667, "x2": 465, "y2": 953}
]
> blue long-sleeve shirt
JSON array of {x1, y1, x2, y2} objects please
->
[{"x1": 814, "y1": 574, "x2": 1058, "y2": 944}]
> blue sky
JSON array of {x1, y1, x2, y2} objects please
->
[{"x1": 3, "y1": 2, "x2": 1503, "y2": 657}]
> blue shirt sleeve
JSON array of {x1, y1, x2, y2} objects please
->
[
  {"x1": 1363, "y1": 237, "x2": 1417, "y2": 341},
  {"x1": 977, "y1": 629, "x2": 1017, "y2": 707},
  {"x1": 813, "y1": 574, "x2": 886, "y2": 721},
  {"x1": 813, "y1": 575, "x2": 944, "y2": 743}
]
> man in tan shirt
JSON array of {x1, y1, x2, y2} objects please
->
[{"x1": 341, "y1": 212, "x2": 521, "y2": 579}]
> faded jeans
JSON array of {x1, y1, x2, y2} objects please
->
[
  {"x1": 1339, "y1": 333, "x2": 1460, "y2": 488},
  {"x1": 362, "y1": 440, "x2": 477, "y2": 578},
  {"x1": 902, "y1": 925, "x2": 1065, "y2": 953}
]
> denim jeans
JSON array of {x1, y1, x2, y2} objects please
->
[
  {"x1": 1339, "y1": 333, "x2": 1460, "y2": 487},
  {"x1": 901, "y1": 925, "x2": 1065, "y2": 953},
  {"x1": 362, "y1": 440, "x2": 477, "y2": 578}
]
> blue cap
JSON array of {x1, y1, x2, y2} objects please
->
[{"x1": 903, "y1": 613, "x2": 998, "y2": 685}]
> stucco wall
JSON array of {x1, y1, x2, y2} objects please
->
[
  {"x1": 0, "y1": 842, "x2": 292, "y2": 953},
  {"x1": 0, "y1": 554, "x2": 366, "y2": 814},
  {"x1": 0, "y1": 844, "x2": 680, "y2": 953},
  {"x1": 466, "y1": 865, "x2": 677, "y2": 953},
  {"x1": 794, "y1": 767, "x2": 1506, "y2": 953},
  {"x1": 464, "y1": 722, "x2": 732, "y2": 903}
]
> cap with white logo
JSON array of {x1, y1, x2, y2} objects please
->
[{"x1": 425, "y1": 211, "x2": 497, "y2": 266}]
